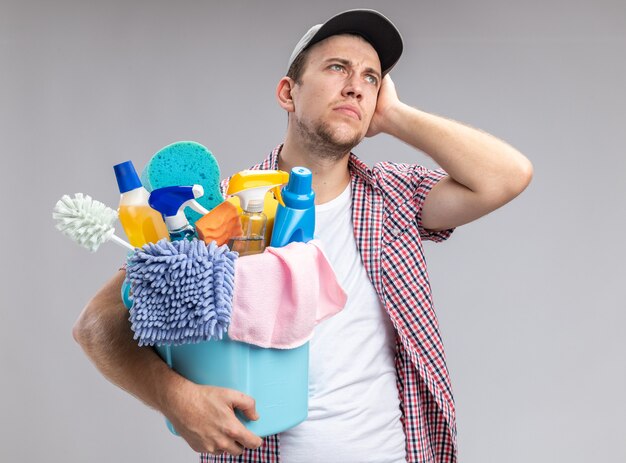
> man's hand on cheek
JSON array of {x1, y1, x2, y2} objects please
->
[{"x1": 366, "y1": 75, "x2": 401, "y2": 138}]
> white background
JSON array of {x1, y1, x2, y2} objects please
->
[{"x1": 1, "y1": 0, "x2": 625, "y2": 461}]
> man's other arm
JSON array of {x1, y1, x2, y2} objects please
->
[
  {"x1": 367, "y1": 76, "x2": 533, "y2": 231},
  {"x1": 73, "y1": 270, "x2": 263, "y2": 456}
]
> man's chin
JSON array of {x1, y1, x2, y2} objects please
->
[
  {"x1": 325, "y1": 127, "x2": 365, "y2": 151},
  {"x1": 296, "y1": 118, "x2": 364, "y2": 157}
]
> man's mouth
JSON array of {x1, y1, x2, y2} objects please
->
[{"x1": 333, "y1": 105, "x2": 361, "y2": 120}]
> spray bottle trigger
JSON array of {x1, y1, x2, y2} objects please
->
[
  {"x1": 272, "y1": 186, "x2": 285, "y2": 207},
  {"x1": 187, "y1": 199, "x2": 210, "y2": 216},
  {"x1": 187, "y1": 185, "x2": 210, "y2": 215}
]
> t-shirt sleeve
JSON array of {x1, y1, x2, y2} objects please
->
[{"x1": 414, "y1": 167, "x2": 455, "y2": 243}]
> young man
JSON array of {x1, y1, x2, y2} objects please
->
[{"x1": 74, "y1": 9, "x2": 532, "y2": 463}]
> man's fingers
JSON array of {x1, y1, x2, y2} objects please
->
[
  {"x1": 228, "y1": 390, "x2": 259, "y2": 421},
  {"x1": 226, "y1": 423, "x2": 263, "y2": 450},
  {"x1": 213, "y1": 439, "x2": 244, "y2": 457},
  {"x1": 219, "y1": 391, "x2": 263, "y2": 449},
  {"x1": 167, "y1": 384, "x2": 263, "y2": 454}
]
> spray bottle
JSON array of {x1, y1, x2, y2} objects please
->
[
  {"x1": 226, "y1": 170, "x2": 289, "y2": 256},
  {"x1": 148, "y1": 185, "x2": 210, "y2": 241},
  {"x1": 114, "y1": 160, "x2": 169, "y2": 248},
  {"x1": 270, "y1": 167, "x2": 315, "y2": 247}
]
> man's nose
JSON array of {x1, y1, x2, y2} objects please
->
[{"x1": 342, "y1": 74, "x2": 363, "y2": 100}]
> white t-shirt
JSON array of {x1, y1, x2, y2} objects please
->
[{"x1": 279, "y1": 184, "x2": 406, "y2": 462}]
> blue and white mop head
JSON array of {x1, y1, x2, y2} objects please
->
[{"x1": 125, "y1": 238, "x2": 237, "y2": 346}]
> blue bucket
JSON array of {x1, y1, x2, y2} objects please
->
[{"x1": 122, "y1": 280, "x2": 309, "y2": 437}]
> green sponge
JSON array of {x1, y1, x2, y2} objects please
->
[{"x1": 141, "y1": 141, "x2": 223, "y2": 226}]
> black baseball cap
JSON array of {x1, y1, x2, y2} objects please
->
[{"x1": 288, "y1": 9, "x2": 403, "y2": 76}]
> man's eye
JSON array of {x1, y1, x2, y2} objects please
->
[
  {"x1": 329, "y1": 64, "x2": 344, "y2": 72},
  {"x1": 365, "y1": 75, "x2": 378, "y2": 85}
]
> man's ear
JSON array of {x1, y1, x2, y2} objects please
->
[{"x1": 276, "y1": 77, "x2": 296, "y2": 112}]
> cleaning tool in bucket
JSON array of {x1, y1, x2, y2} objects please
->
[
  {"x1": 270, "y1": 167, "x2": 315, "y2": 247},
  {"x1": 141, "y1": 141, "x2": 223, "y2": 224},
  {"x1": 195, "y1": 201, "x2": 243, "y2": 247},
  {"x1": 228, "y1": 240, "x2": 347, "y2": 349},
  {"x1": 124, "y1": 239, "x2": 237, "y2": 346},
  {"x1": 148, "y1": 185, "x2": 210, "y2": 241},
  {"x1": 114, "y1": 160, "x2": 169, "y2": 248},
  {"x1": 225, "y1": 189, "x2": 281, "y2": 247},
  {"x1": 226, "y1": 170, "x2": 289, "y2": 256},
  {"x1": 53, "y1": 193, "x2": 135, "y2": 252}
]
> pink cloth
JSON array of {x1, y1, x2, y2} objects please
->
[{"x1": 228, "y1": 240, "x2": 347, "y2": 349}]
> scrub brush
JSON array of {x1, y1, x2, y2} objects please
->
[
  {"x1": 53, "y1": 193, "x2": 134, "y2": 252},
  {"x1": 125, "y1": 239, "x2": 237, "y2": 346}
]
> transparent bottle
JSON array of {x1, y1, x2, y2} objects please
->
[{"x1": 228, "y1": 199, "x2": 266, "y2": 256}]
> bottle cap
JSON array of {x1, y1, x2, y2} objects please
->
[
  {"x1": 283, "y1": 167, "x2": 315, "y2": 209},
  {"x1": 114, "y1": 161, "x2": 142, "y2": 193},
  {"x1": 247, "y1": 198, "x2": 264, "y2": 213}
]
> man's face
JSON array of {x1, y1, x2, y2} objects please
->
[{"x1": 290, "y1": 34, "x2": 382, "y2": 156}]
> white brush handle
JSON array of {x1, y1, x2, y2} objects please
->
[{"x1": 110, "y1": 234, "x2": 136, "y2": 251}]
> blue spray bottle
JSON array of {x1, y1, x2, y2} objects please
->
[
  {"x1": 270, "y1": 167, "x2": 315, "y2": 246},
  {"x1": 148, "y1": 185, "x2": 210, "y2": 241}
]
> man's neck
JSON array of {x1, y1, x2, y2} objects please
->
[{"x1": 278, "y1": 138, "x2": 352, "y2": 205}]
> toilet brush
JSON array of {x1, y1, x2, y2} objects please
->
[{"x1": 53, "y1": 193, "x2": 135, "y2": 252}]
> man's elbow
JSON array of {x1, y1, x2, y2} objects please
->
[
  {"x1": 72, "y1": 299, "x2": 99, "y2": 350},
  {"x1": 500, "y1": 155, "x2": 533, "y2": 201},
  {"x1": 72, "y1": 271, "x2": 127, "y2": 351},
  {"x1": 516, "y1": 157, "x2": 534, "y2": 192},
  {"x1": 72, "y1": 318, "x2": 83, "y2": 345}
]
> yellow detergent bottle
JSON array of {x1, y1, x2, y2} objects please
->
[
  {"x1": 114, "y1": 160, "x2": 169, "y2": 247},
  {"x1": 226, "y1": 170, "x2": 289, "y2": 255}
]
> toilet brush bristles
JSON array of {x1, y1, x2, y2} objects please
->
[{"x1": 53, "y1": 193, "x2": 134, "y2": 252}]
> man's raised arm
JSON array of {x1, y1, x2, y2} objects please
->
[{"x1": 366, "y1": 75, "x2": 533, "y2": 231}]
